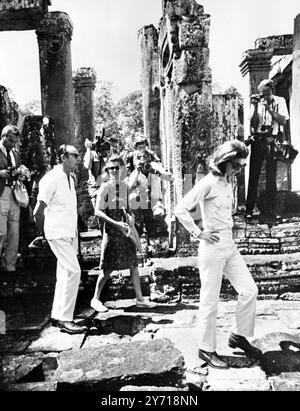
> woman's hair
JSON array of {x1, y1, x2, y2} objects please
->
[{"x1": 209, "y1": 139, "x2": 249, "y2": 176}]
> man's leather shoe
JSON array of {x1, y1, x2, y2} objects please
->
[
  {"x1": 198, "y1": 349, "x2": 229, "y2": 369},
  {"x1": 50, "y1": 318, "x2": 58, "y2": 327},
  {"x1": 229, "y1": 333, "x2": 262, "y2": 359},
  {"x1": 56, "y1": 320, "x2": 88, "y2": 335}
]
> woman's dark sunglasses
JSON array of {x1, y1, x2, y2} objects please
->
[
  {"x1": 68, "y1": 153, "x2": 79, "y2": 159},
  {"x1": 231, "y1": 161, "x2": 246, "y2": 171}
]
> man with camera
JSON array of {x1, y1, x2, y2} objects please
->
[
  {"x1": 0, "y1": 125, "x2": 21, "y2": 273},
  {"x1": 245, "y1": 79, "x2": 289, "y2": 220}
]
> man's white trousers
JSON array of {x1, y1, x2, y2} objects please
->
[
  {"x1": 198, "y1": 232, "x2": 258, "y2": 352},
  {"x1": 48, "y1": 237, "x2": 81, "y2": 322}
]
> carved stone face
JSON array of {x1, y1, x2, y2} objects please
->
[{"x1": 48, "y1": 33, "x2": 65, "y2": 54}]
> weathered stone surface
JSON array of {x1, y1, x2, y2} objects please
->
[
  {"x1": 4, "y1": 382, "x2": 57, "y2": 391},
  {"x1": 0, "y1": 334, "x2": 33, "y2": 355},
  {"x1": 205, "y1": 367, "x2": 270, "y2": 391},
  {"x1": 26, "y1": 326, "x2": 83, "y2": 353},
  {"x1": 120, "y1": 385, "x2": 187, "y2": 391},
  {"x1": 280, "y1": 292, "x2": 300, "y2": 301},
  {"x1": 54, "y1": 339, "x2": 186, "y2": 390},
  {"x1": 0, "y1": 354, "x2": 45, "y2": 385},
  {"x1": 270, "y1": 375, "x2": 300, "y2": 391}
]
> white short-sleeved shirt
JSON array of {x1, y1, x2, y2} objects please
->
[
  {"x1": 250, "y1": 95, "x2": 289, "y2": 135},
  {"x1": 174, "y1": 173, "x2": 234, "y2": 236},
  {"x1": 37, "y1": 165, "x2": 78, "y2": 240}
]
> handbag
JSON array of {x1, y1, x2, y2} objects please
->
[
  {"x1": 13, "y1": 180, "x2": 29, "y2": 208},
  {"x1": 123, "y1": 208, "x2": 141, "y2": 251},
  {"x1": 273, "y1": 141, "x2": 299, "y2": 164}
]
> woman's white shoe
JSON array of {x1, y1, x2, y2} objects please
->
[
  {"x1": 135, "y1": 299, "x2": 158, "y2": 308},
  {"x1": 91, "y1": 298, "x2": 109, "y2": 312}
]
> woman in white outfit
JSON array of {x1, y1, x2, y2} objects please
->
[{"x1": 174, "y1": 140, "x2": 262, "y2": 369}]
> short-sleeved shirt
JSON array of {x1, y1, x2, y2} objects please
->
[
  {"x1": 174, "y1": 172, "x2": 234, "y2": 236},
  {"x1": 250, "y1": 95, "x2": 289, "y2": 135},
  {"x1": 37, "y1": 165, "x2": 77, "y2": 240}
]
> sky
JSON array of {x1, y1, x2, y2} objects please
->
[{"x1": 0, "y1": 0, "x2": 300, "y2": 108}]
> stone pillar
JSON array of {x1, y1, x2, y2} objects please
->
[
  {"x1": 36, "y1": 12, "x2": 75, "y2": 148},
  {"x1": 73, "y1": 67, "x2": 97, "y2": 157},
  {"x1": 290, "y1": 13, "x2": 300, "y2": 192},
  {"x1": 138, "y1": 25, "x2": 161, "y2": 156}
]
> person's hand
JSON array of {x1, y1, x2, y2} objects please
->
[
  {"x1": 116, "y1": 221, "x2": 130, "y2": 236},
  {"x1": 199, "y1": 229, "x2": 220, "y2": 244},
  {"x1": 0, "y1": 169, "x2": 10, "y2": 179},
  {"x1": 260, "y1": 98, "x2": 271, "y2": 111}
]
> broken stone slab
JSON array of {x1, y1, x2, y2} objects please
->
[
  {"x1": 3, "y1": 382, "x2": 57, "y2": 392},
  {"x1": 251, "y1": 332, "x2": 300, "y2": 353},
  {"x1": 54, "y1": 338, "x2": 186, "y2": 391},
  {"x1": 205, "y1": 367, "x2": 270, "y2": 391},
  {"x1": 0, "y1": 353, "x2": 46, "y2": 386},
  {"x1": 120, "y1": 385, "x2": 188, "y2": 391}
]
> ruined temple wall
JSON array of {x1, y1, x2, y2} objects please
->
[
  {"x1": 0, "y1": 86, "x2": 19, "y2": 133},
  {"x1": 212, "y1": 93, "x2": 239, "y2": 147}
]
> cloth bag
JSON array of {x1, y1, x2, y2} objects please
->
[{"x1": 13, "y1": 180, "x2": 29, "y2": 208}]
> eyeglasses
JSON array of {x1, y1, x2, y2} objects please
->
[
  {"x1": 68, "y1": 153, "x2": 79, "y2": 159},
  {"x1": 108, "y1": 166, "x2": 120, "y2": 171},
  {"x1": 231, "y1": 162, "x2": 246, "y2": 171}
]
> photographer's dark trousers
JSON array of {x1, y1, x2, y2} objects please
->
[{"x1": 246, "y1": 137, "x2": 277, "y2": 215}]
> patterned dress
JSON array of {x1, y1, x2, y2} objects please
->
[{"x1": 98, "y1": 180, "x2": 138, "y2": 271}]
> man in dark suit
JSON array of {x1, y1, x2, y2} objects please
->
[{"x1": 0, "y1": 125, "x2": 21, "y2": 272}]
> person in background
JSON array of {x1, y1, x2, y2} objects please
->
[
  {"x1": 0, "y1": 125, "x2": 21, "y2": 273},
  {"x1": 175, "y1": 140, "x2": 262, "y2": 369},
  {"x1": 246, "y1": 79, "x2": 289, "y2": 220}
]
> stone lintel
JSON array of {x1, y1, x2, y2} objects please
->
[
  {"x1": 0, "y1": 0, "x2": 50, "y2": 31},
  {"x1": 240, "y1": 50, "x2": 273, "y2": 77},
  {"x1": 36, "y1": 11, "x2": 73, "y2": 41},
  {"x1": 255, "y1": 34, "x2": 294, "y2": 55},
  {"x1": 73, "y1": 68, "x2": 97, "y2": 90}
]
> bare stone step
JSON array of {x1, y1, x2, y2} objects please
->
[
  {"x1": 251, "y1": 331, "x2": 300, "y2": 353},
  {"x1": 26, "y1": 326, "x2": 84, "y2": 353},
  {"x1": 269, "y1": 371, "x2": 300, "y2": 391},
  {"x1": 54, "y1": 339, "x2": 186, "y2": 391},
  {"x1": 205, "y1": 367, "x2": 270, "y2": 391}
]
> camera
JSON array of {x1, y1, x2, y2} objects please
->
[
  {"x1": 92, "y1": 136, "x2": 111, "y2": 156},
  {"x1": 250, "y1": 94, "x2": 262, "y2": 104},
  {"x1": 7, "y1": 166, "x2": 21, "y2": 180}
]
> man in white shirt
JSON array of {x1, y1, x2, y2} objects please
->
[
  {"x1": 34, "y1": 144, "x2": 87, "y2": 334},
  {"x1": 246, "y1": 79, "x2": 289, "y2": 219},
  {"x1": 0, "y1": 125, "x2": 21, "y2": 273}
]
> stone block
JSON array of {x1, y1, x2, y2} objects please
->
[
  {"x1": 54, "y1": 339, "x2": 186, "y2": 390},
  {"x1": 120, "y1": 385, "x2": 187, "y2": 391},
  {"x1": 3, "y1": 381, "x2": 57, "y2": 391},
  {"x1": 179, "y1": 19, "x2": 206, "y2": 49},
  {"x1": 206, "y1": 367, "x2": 270, "y2": 391},
  {"x1": 0, "y1": 0, "x2": 50, "y2": 31},
  {"x1": 0, "y1": 354, "x2": 45, "y2": 385}
]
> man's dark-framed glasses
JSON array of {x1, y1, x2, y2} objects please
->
[{"x1": 108, "y1": 166, "x2": 120, "y2": 171}]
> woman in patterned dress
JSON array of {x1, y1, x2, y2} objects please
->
[{"x1": 90, "y1": 154, "x2": 157, "y2": 312}]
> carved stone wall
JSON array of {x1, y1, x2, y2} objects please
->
[{"x1": 0, "y1": 85, "x2": 19, "y2": 133}]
